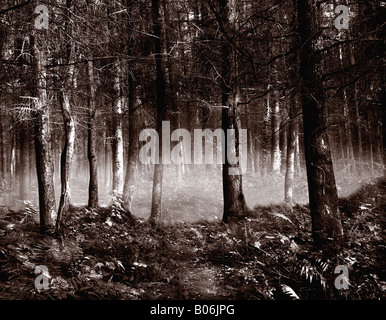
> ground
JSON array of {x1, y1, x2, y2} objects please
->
[{"x1": 0, "y1": 173, "x2": 385, "y2": 300}]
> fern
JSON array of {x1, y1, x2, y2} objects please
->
[
  {"x1": 299, "y1": 258, "x2": 330, "y2": 291},
  {"x1": 31, "y1": 237, "x2": 83, "y2": 277},
  {"x1": 270, "y1": 212, "x2": 295, "y2": 226},
  {"x1": 280, "y1": 284, "x2": 300, "y2": 300}
]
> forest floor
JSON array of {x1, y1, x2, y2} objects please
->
[{"x1": 0, "y1": 176, "x2": 385, "y2": 300}]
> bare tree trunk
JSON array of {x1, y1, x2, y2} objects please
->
[
  {"x1": 382, "y1": 88, "x2": 386, "y2": 177},
  {"x1": 56, "y1": 1, "x2": 76, "y2": 233},
  {"x1": 254, "y1": 136, "x2": 261, "y2": 176},
  {"x1": 297, "y1": 0, "x2": 343, "y2": 254},
  {"x1": 262, "y1": 87, "x2": 272, "y2": 176},
  {"x1": 19, "y1": 121, "x2": 29, "y2": 201},
  {"x1": 56, "y1": 93, "x2": 75, "y2": 232},
  {"x1": 338, "y1": 126, "x2": 346, "y2": 172},
  {"x1": 150, "y1": 0, "x2": 166, "y2": 223},
  {"x1": 284, "y1": 96, "x2": 298, "y2": 204},
  {"x1": 216, "y1": 0, "x2": 248, "y2": 224},
  {"x1": 247, "y1": 116, "x2": 255, "y2": 173},
  {"x1": 122, "y1": 55, "x2": 138, "y2": 212},
  {"x1": 87, "y1": 56, "x2": 99, "y2": 209},
  {"x1": 104, "y1": 122, "x2": 111, "y2": 192},
  {"x1": 0, "y1": 116, "x2": 5, "y2": 183},
  {"x1": 343, "y1": 99, "x2": 355, "y2": 174},
  {"x1": 271, "y1": 100, "x2": 281, "y2": 174},
  {"x1": 294, "y1": 125, "x2": 301, "y2": 177},
  {"x1": 32, "y1": 33, "x2": 55, "y2": 233},
  {"x1": 354, "y1": 84, "x2": 363, "y2": 174},
  {"x1": 112, "y1": 60, "x2": 124, "y2": 197},
  {"x1": 222, "y1": 92, "x2": 248, "y2": 223},
  {"x1": 349, "y1": 49, "x2": 363, "y2": 175}
]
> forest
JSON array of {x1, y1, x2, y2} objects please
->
[{"x1": 0, "y1": 0, "x2": 385, "y2": 301}]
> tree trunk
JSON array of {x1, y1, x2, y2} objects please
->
[
  {"x1": 297, "y1": 0, "x2": 343, "y2": 254},
  {"x1": 56, "y1": 1, "x2": 76, "y2": 233},
  {"x1": 247, "y1": 116, "x2": 255, "y2": 173},
  {"x1": 349, "y1": 49, "x2": 363, "y2": 175},
  {"x1": 262, "y1": 87, "x2": 272, "y2": 176},
  {"x1": 217, "y1": 0, "x2": 248, "y2": 224},
  {"x1": 271, "y1": 100, "x2": 281, "y2": 174},
  {"x1": 32, "y1": 33, "x2": 55, "y2": 233},
  {"x1": 150, "y1": 0, "x2": 167, "y2": 223},
  {"x1": 112, "y1": 60, "x2": 124, "y2": 197},
  {"x1": 343, "y1": 98, "x2": 355, "y2": 174},
  {"x1": 0, "y1": 117, "x2": 5, "y2": 183},
  {"x1": 222, "y1": 92, "x2": 248, "y2": 223},
  {"x1": 19, "y1": 121, "x2": 29, "y2": 201},
  {"x1": 104, "y1": 122, "x2": 111, "y2": 191},
  {"x1": 284, "y1": 97, "x2": 298, "y2": 204},
  {"x1": 382, "y1": 86, "x2": 386, "y2": 177},
  {"x1": 122, "y1": 62, "x2": 138, "y2": 212},
  {"x1": 354, "y1": 85, "x2": 363, "y2": 174},
  {"x1": 55, "y1": 92, "x2": 75, "y2": 233},
  {"x1": 87, "y1": 56, "x2": 99, "y2": 209},
  {"x1": 294, "y1": 124, "x2": 301, "y2": 177}
]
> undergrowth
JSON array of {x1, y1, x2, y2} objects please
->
[{"x1": 0, "y1": 178, "x2": 384, "y2": 300}]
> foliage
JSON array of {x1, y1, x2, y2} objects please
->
[{"x1": 0, "y1": 178, "x2": 385, "y2": 300}]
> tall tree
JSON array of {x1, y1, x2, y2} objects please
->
[
  {"x1": 297, "y1": 0, "x2": 343, "y2": 253},
  {"x1": 86, "y1": 52, "x2": 99, "y2": 209},
  {"x1": 111, "y1": 58, "x2": 124, "y2": 197},
  {"x1": 271, "y1": 99, "x2": 281, "y2": 174},
  {"x1": 213, "y1": 0, "x2": 248, "y2": 224},
  {"x1": 56, "y1": 0, "x2": 76, "y2": 233},
  {"x1": 122, "y1": 2, "x2": 138, "y2": 213},
  {"x1": 284, "y1": 96, "x2": 298, "y2": 204},
  {"x1": 32, "y1": 30, "x2": 55, "y2": 233},
  {"x1": 150, "y1": 0, "x2": 167, "y2": 223}
]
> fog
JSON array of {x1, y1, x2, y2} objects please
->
[{"x1": 0, "y1": 157, "x2": 381, "y2": 224}]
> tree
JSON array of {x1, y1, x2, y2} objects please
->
[
  {"x1": 122, "y1": 0, "x2": 138, "y2": 213},
  {"x1": 297, "y1": 0, "x2": 343, "y2": 253},
  {"x1": 86, "y1": 51, "x2": 99, "y2": 209},
  {"x1": 150, "y1": 0, "x2": 167, "y2": 223},
  {"x1": 56, "y1": 0, "x2": 76, "y2": 233},
  {"x1": 213, "y1": 0, "x2": 248, "y2": 224},
  {"x1": 32, "y1": 29, "x2": 55, "y2": 233},
  {"x1": 284, "y1": 96, "x2": 298, "y2": 204}
]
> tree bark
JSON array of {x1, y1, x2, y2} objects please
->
[
  {"x1": 271, "y1": 100, "x2": 281, "y2": 174},
  {"x1": 55, "y1": 92, "x2": 75, "y2": 233},
  {"x1": 284, "y1": 96, "x2": 298, "y2": 204},
  {"x1": 262, "y1": 87, "x2": 272, "y2": 176},
  {"x1": 86, "y1": 56, "x2": 99, "y2": 209},
  {"x1": 297, "y1": 0, "x2": 343, "y2": 254},
  {"x1": 19, "y1": 121, "x2": 29, "y2": 201},
  {"x1": 56, "y1": 1, "x2": 76, "y2": 233},
  {"x1": 0, "y1": 116, "x2": 5, "y2": 183},
  {"x1": 32, "y1": 32, "x2": 55, "y2": 233},
  {"x1": 150, "y1": 0, "x2": 167, "y2": 223},
  {"x1": 221, "y1": 92, "x2": 248, "y2": 223},
  {"x1": 122, "y1": 57, "x2": 138, "y2": 212},
  {"x1": 217, "y1": 0, "x2": 248, "y2": 224},
  {"x1": 112, "y1": 60, "x2": 124, "y2": 197},
  {"x1": 349, "y1": 49, "x2": 363, "y2": 175},
  {"x1": 294, "y1": 124, "x2": 301, "y2": 177}
]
